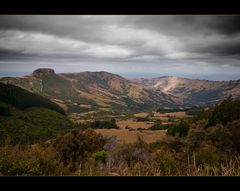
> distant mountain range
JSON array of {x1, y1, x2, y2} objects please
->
[
  {"x1": 1, "y1": 68, "x2": 240, "y2": 114},
  {"x1": 134, "y1": 76, "x2": 240, "y2": 107},
  {"x1": 0, "y1": 69, "x2": 178, "y2": 114}
]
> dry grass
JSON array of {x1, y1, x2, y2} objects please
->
[
  {"x1": 151, "y1": 111, "x2": 189, "y2": 121},
  {"x1": 133, "y1": 112, "x2": 149, "y2": 118},
  {"x1": 116, "y1": 119, "x2": 154, "y2": 129},
  {"x1": 95, "y1": 129, "x2": 167, "y2": 143},
  {"x1": 79, "y1": 104, "x2": 92, "y2": 109},
  {"x1": 99, "y1": 108, "x2": 112, "y2": 112}
]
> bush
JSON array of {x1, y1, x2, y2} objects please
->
[
  {"x1": 228, "y1": 120, "x2": 240, "y2": 153},
  {"x1": 92, "y1": 150, "x2": 108, "y2": 164},
  {"x1": 0, "y1": 143, "x2": 61, "y2": 175},
  {"x1": 136, "y1": 117, "x2": 149, "y2": 122},
  {"x1": 150, "y1": 149, "x2": 178, "y2": 175},
  {"x1": 167, "y1": 120, "x2": 190, "y2": 137},
  {"x1": 195, "y1": 145, "x2": 227, "y2": 168},
  {"x1": 148, "y1": 120, "x2": 168, "y2": 130},
  {"x1": 53, "y1": 129, "x2": 107, "y2": 169},
  {"x1": 111, "y1": 137, "x2": 150, "y2": 167},
  {"x1": 90, "y1": 119, "x2": 118, "y2": 129}
]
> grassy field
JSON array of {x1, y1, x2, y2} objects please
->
[
  {"x1": 151, "y1": 111, "x2": 190, "y2": 120},
  {"x1": 95, "y1": 129, "x2": 167, "y2": 143},
  {"x1": 133, "y1": 112, "x2": 149, "y2": 118},
  {"x1": 116, "y1": 119, "x2": 153, "y2": 129}
]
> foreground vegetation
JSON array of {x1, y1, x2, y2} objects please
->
[
  {"x1": 1, "y1": 122, "x2": 240, "y2": 176},
  {"x1": 1, "y1": 88, "x2": 240, "y2": 175}
]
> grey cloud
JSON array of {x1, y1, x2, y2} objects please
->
[{"x1": 0, "y1": 15, "x2": 240, "y2": 79}]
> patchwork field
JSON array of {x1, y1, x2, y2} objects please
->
[{"x1": 95, "y1": 129, "x2": 167, "y2": 143}]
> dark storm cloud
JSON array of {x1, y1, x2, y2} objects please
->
[
  {"x1": 193, "y1": 41, "x2": 240, "y2": 56},
  {"x1": 0, "y1": 15, "x2": 122, "y2": 43},
  {"x1": 0, "y1": 15, "x2": 240, "y2": 59},
  {"x1": 0, "y1": 15, "x2": 240, "y2": 79},
  {"x1": 127, "y1": 16, "x2": 240, "y2": 36},
  {"x1": 120, "y1": 16, "x2": 240, "y2": 58},
  {"x1": 173, "y1": 16, "x2": 240, "y2": 35}
]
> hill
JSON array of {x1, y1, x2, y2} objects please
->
[
  {"x1": 0, "y1": 107, "x2": 75, "y2": 145},
  {"x1": 1, "y1": 69, "x2": 240, "y2": 113},
  {"x1": 0, "y1": 82, "x2": 65, "y2": 115},
  {"x1": 135, "y1": 76, "x2": 240, "y2": 107},
  {"x1": 0, "y1": 69, "x2": 179, "y2": 115},
  {"x1": 0, "y1": 82, "x2": 79, "y2": 144}
]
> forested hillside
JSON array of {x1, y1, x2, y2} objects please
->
[{"x1": 0, "y1": 82, "x2": 65, "y2": 115}]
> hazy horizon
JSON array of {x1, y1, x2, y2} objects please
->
[
  {"x1": 0, "y1": 65, "x2": 239, "y2": 81},
  {"x1": 0, "y1": 15, "x2": 240, "y2": 81}
]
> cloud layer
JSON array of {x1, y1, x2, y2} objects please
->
[{"x1": 0, "y1": 15, "x2": 240, "y2": 80}]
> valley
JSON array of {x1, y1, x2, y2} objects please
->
[
  {"x1": 1, "y1": 14, "x2": 240, "y2": 176},
  {"x1": 1, "y1": 68, "x2": 240, "y2": 117},
  {"x1": 1, "y1": 68, "x2": 240, "y2": 176},
  {"x1": 1, "y1": 68, "x2": 239, "y2": 144}
]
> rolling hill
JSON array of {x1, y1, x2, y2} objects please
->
[
  {"x1": 0, "y1": 82, "x2": 65, "y2": 115},
  {"x1": 1, "y1": 69, "x2": 240, "y2": 114},
  {"x1": 0, "y1": 69, "x2": 179, "y2": 114},
  {"x1": 0, "y1": 82, "x2": 78, "y2": 145},
  {"x1": 135, "y1": 76, "x2": 240, "y2": 107}
]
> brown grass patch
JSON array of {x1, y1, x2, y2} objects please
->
[
  {"x1": 133, "y1": 112, "x2": 149, "y2": 118},
  {"x1": 117, "y1": 119, "x2": 153, "y2": 129},
  {"x1": 95, "y1": 129, "x2": 167, "y2": 143},
  {"x1": 151, "y1": 111, "x2": 189, "y2": 121},
  {"x1": 79, "y1": 104, "x2": 92, "y2": 109}
]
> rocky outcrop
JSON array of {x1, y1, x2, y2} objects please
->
[{"x1": 32, "y1": 68, "x2": 55, "y2": 78}]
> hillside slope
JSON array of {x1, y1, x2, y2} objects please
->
[
  {"x1": 0, "y1": 82, "x2": 65, "y2": 115},
  {"x1": 135, "y1": 76, "x2": 240, "y2": 107},
  {"x1": 0, "y1": 83, "x2": 78, "y2": 145},
  {"x1": 0, "y1": 69, "x2": 179, "y2": 114}
]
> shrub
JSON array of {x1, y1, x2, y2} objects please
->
[
  {"x1": 90, "y1": 119, "x2": 118, "y2": 129},
  {"x1": 195, "y1": 145, "x2": 227, "y2": 168},
  {"x1": 136, "y1": 117, "x2": 149, "y2": 122},
  {"x1": 92, "y1": 150, "x2": 108, "y2": 164},
  {"x1": 148, "y1": 120, "x2": 168, "y2": 130},
  {"x1": 228, "y1": 120, "x2": 240, "y2": 153},
  {"x1": 0, "y1": 143, "x2": 60, "y2": 175},
  {"x1": 111, "y1": 137, "x2": 150, "y2": 167},
  {"x1": 167, "y1": 120, "x2": 190, "y2": 137},
  {"x1": 53, "y1": 129, "x2": 107, "y2": 169},
  {"x1": 150, "y1": 149, "x2": 178, "y2": 175}
]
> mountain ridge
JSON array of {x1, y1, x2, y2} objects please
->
[
  {"x1": 0, "y1": 68, "x2": 180, "y2": 114},
  {"x1": 1, "y1": 68, "x2": 240, "y2": 113},
  {"x1": 135, "y1": 76, "x2": 240, "y2": 107}
]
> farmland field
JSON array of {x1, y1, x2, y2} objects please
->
[
  {"x1": 95, "y1": 129, "x2": 167, "y2": 143},
  {"x1": 116, "y1": 119, "x2": 154, "y2": 129}
]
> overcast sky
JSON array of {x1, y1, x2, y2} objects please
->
[{"x1": 0, "y1": 15, "x2": 240, "y2": 80}]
